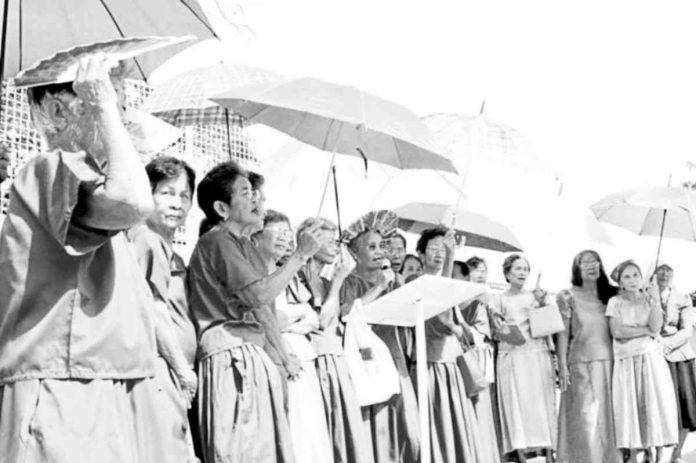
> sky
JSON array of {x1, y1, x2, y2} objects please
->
[{"x1": 154, "y1": 0, "x2": 696, "y2": 290}]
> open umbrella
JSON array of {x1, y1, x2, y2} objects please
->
[
  {"x1": 141, "y1": 62, "x2": 280, "y2": 126},
  {"x1": 394, "y1": 201, "x2": 523, "y2": 252},
  {"x1": 211, "y1": 77, "x2": 457, "y2": 174},
  {"x1": 590, "y1": 187, "x2": 696, "y2": 262},
  {"x1": 0, "y1": 0, "x2": 216, "y2": 81}
]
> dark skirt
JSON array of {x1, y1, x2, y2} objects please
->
[{"x1": 668, "y1": 359, "x2": 696, "y2": 431}]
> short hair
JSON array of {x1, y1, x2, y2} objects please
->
[
  {"x1": 26, "y1": 82, "x2": 76, "y2": 107},
  {"x1": 391, "y1": 233, "x2": 407, "y2": 248},
  {"x1": 416, "y1": 227, "x2": 447, "y2": 255},
  {"x1": 502, "y1": 254, "x2": 529, "y2": 282},
  {"x1": 262, "y1": 209, "x2": 290, "y2": 228},
  {"x1": 400, "y1": 254, "x2": 422, "y2": 274},
  {"x1": 453, "y1": 260, "x2": 470, "y2": 278},
  {"x1": 248, "y1": 171, "x2": 265, "y2": 191},
  {"x1": 465, "y1": 256, "x2": 486, "y2": 271},
  {"x1": 196, "y1": 161, "x2": 247, "y2": 227},
  {"x1": 145, "y1": 156, "x2": 196, "y2": 194},
  {"x1": 296, "y1": 217, "x2": 336, "y2": 241}
]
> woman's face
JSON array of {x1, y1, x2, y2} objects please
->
[
  {"x1": 314, "y1": 227, "x2": 339, "y2": 265},
  {"x1": 226, "y1": 176, "x2": 261, "y2": 227},
  {"x1": 354, "y1": 231, "x2": 387, "y2": 271},
  {"x1": 401, "y1": 256, "x2": 423, "y2": 280},
  {"x1": 149, "y1": 172, "x2": 192, "y2": 235},
  {"x1": 619, "y1": 265, "x2": 643, "y2": 293},
  {"x1": 389, "y1": 237, "x2": 406, "y2": 271},
  {"x1": 654, "y1": 265, "x2": 674, "y2": 288},
  {"x1": 256, "y1": 220, "x2": 293, "y2": 264},
  {"x1": 505, "y1": 258, "x2": 530, "y2": 288},
  {"x1": 469, "y1": 263, "x2": 488, "y2": 284},
  {"x1": 578, "y1": 252, "x2": 601, "y2": 282},
  {"x1": 421, "y1": 235, "x2": 446, "y2": 274}
]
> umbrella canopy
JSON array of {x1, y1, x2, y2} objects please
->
[
  {"x1": 590, "y1": 187, "x2": 696, "y2": 241},
  {"x1": 141, "y1": 63, "x2": 280, "y2": 126},
  {"x1": 211, "y1": 77, "x2": 457, "y2": 173},
  {"x1": 0, "y1": 0, "x2": 216, "y2": 80},
  {"x1": 394, "y1": 202, "x2": 523, "y2": 252}
]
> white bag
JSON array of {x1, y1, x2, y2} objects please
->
[{"x1": 343, "y1": 300, "x2": 401, "y2": 407}]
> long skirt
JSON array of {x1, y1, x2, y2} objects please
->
[
  {"x1": 198, "y1": 343, "x2": 294, "y2": 463},
  {"x1": 668, "y1": 359, "x2": 696, "y2": 431},
  {"x1": 363, "y1": 326, "x2": 419, "y2": 463},
  {"x1": 472, "y1": 385, "x2": 501, "y2": 463},
  {"x1": 0, "y1": 376, "x2": 164, "y2": 463},
  {"x1": 557, "y1": 360, "x2": 621, "y2": 463},
  {"x1": 412, "y1": 361, "x2": 482, "y2": 463},
  {"x1": 286, "y1": 358, "x2": 334, "y2": 463},
  {"x1": 497, "y1": 349, "x2": 557, "y2": 454},
  {"x1": 613, "y1": 351, "x2": 678, "y2": 448},
  {"x1": 316, "y1": 354, "x2": 375, "y2": 463}
]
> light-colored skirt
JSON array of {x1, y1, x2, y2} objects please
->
[
  {"x1": 316, "y1": 354, "x2": 375, "y2": 463},
  {"x1": 198, "y1": 343, "x2": 294, "y2": 463},
  {"x1": 0, "y1": 376, "x2": 165, "y2": 463},
  {"x1": 497, "y1": 349, "x2": 557, "y2": 454},
  {"x1": 412, "y1": 361, "x2": 482, "y2": 463},
  {"x1": 613, "y1": 350, "x2": 678, "y2": 449},
  {"x1": 472, "y1": 384, "x2": 502, "y2": 463},
  {"x1": 557, "y1": 359, "x2": 621, "y2": 463}
]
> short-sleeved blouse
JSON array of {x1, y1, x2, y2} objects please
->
[
  {"x1": 187, "y1": 225, "x2": 266, "y2": 359},
  {"x1": 558, "y1": 287, "x2": 613, "y2": 364},
  {"x1": 489, "y1": 291, "x2": 552, "y2": 353},
  {"x1": 660, "y1": 287, "x2": 696, "y2": 362}
]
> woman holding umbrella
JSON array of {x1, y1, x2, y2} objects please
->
[
  {"x1": 339, "y1": 210, "x2": 420, "y2": 463},
  {"x1": 413, "y1": 227, "x2": 483, "y2": 463},
  {"x1": 606, "y1": 261, "x2": 678, "y2": 463},
  {"x1": 489, "y1": 254, "x2": 557, "y2": 463},
  {"x1": 649, "y1": 262, "x2": 696, "y2": 463},
  {"x1": 555, "y1": 250, "x2": 621, "y2": 463},
  {"x1": 187, "y1": 162, "x2": 325, "y2": 463}
]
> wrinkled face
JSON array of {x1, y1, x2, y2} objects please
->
[
  {"x1": 578, "y1": 252, "x2": 601, "y2": 281},
  {"x1": 401, "y1": 256, "x2": 423, "y2": 280},
  {"x1": 149, "y1": 172, "x2": 192, "y2": 235},
  {"x1": 389, "y1": 237, "x2": 406, "y2": 271},
  {"x1": 469, "y1": 263, "x2": 488, "y2": 284},
  {"x1": 421, "y1": 235, "x2": 445, "y2": 274},
  {"x1": 505, "y1": 258, "x2": 530, "y2": 287},
  {"x1": 256, "y1": 220, "x2": 293, "y2": 263},
  {"x1": 619, "y1": 265, "x2": 643, "y2": 292},
  {"x1": 314, "y1": 227, "x2": 339, "y2": 264},
  {"x1": 354, "y1": 231, "x2": 387, "y2": 271},
  {"x1": 655, "y1": 265, "x2": 673, "y2": 287},
  {"x1": 224, "y1": 176, "x2": 261, "y2": 227}
]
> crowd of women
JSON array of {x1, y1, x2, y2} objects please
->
[{"x1": 0, "y1": 57, "x2": 695, "y2": 463}]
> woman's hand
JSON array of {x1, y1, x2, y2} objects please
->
[
  {"x1": 333, "y1": 248, "x2": 353, "y2": 283},
  {"x1": 532, "y1": 287, "x2": 548, "y2": 307},
  {"x1": 375, "y1": 267, "x2": 395, "y2": 289},
  {"x1": 176, "y1": 369, "x2": 198, "y2": 407},
  {"x1": 73, "y1": 54, "x2": 119, "y2": 108},
  {"x1": 284, "y1": 353, "x2": 303, "y2": 380},
  {"x1": 295, "y1": 220, "x2": 324, "y2": 259},
  {"x1": 558, "y1": 363, "x2": 571, "y2": 392}
]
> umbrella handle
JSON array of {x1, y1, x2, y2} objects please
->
[{"x1": 317, "y1": 151, "x2": 337, "y2": 217}]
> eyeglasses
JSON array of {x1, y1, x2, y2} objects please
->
[{"x1": 580, "y1": 260, "x2": 600, "y2": 268}]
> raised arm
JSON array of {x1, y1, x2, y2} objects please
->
[{"x1": 71, "y1": 57, "x2": 153, "y2": 230}]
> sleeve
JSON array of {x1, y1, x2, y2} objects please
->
[
  {"x1": 339, "y1": 276, "x2": 364, "y2": 318},
  {"x1": 556, "y1": 289, "x2": 574, "y2": 328},
  {"x1": 605, "y1": 297, "x2": 620, "y2": 318},
  {"x1": 679, "y1": 293, "x2": 696, "y2": 329},
  {"x1": 210, "y1": 235, "x2": 264, "y2": 300},
  {"x1": 12, "y1": 150, "x2": 110, "y2": 256},
  {"x1": 127, "y1": 226, "x2": 171, "y2": 304}
]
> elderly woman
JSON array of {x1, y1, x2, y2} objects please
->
[
  {"x1": 606, "y1": 261, "x2": 678, "y2": 462},
  {"x1": 339, "y1": 210, "x2": 419, "y2": 463},
  {"x1": 555, "y1": 250, "x2": 621, "y2": 463},
  {"x1": 413, "y1": 228, "x2": 482, "y2": 463},
  {"x1": 187, "y1": 162, "x2": 325, "y2": 463},
  {"x1": 253, "y1": 210, "x2": 334, "y2": 463},
  {"x1": 489, "y1": 254, "x2": 557, "y2": 463},
  {"x1": 127, "y1": 156, "x2": 199, "y2": 462},
  {"x1": 456, "y1": 256, "x2": 501, "y2": 463},
  {"x1": 295, "y1": 217, "x2": 374, "y2": 463},
  {"x1": 650, "y1": 262, "x2": 696, "y2": 463},
  {"x1": 0, "y1": 57, "x2": 163, "y2": 461}
]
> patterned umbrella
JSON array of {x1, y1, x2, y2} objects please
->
[{"x1": 0, "y1": 0, "x2": 216, "y2": 80}]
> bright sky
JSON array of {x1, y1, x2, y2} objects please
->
[{"x1": 156, "y1": 0, "x2": 696, "y2": 290}]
